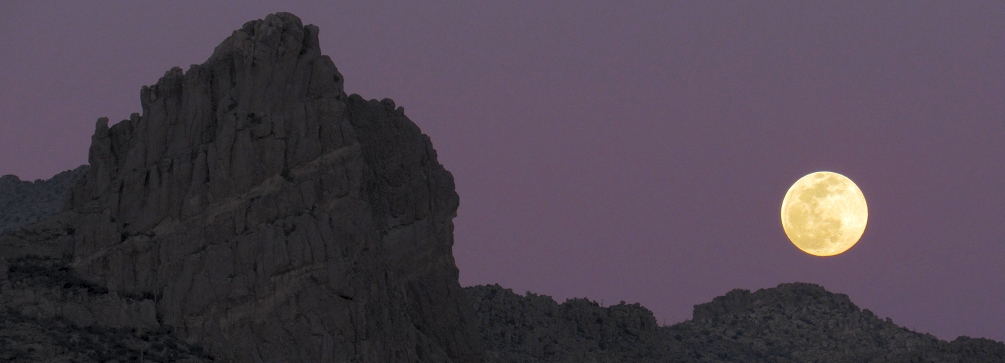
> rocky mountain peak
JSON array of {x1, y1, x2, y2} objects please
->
[
  {"x1": 70, "y1": 12, "x2": 346, "y2": 225},
  {"x1": 2, "y1": 12, "x2": 479, "y2": 362}
]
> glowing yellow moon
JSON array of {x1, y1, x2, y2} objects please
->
[{"x1": 781, "y1": 171, "x2": 868, "y2": 256}]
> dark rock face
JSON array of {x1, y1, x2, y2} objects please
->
[
  {"x1": 1, "y1": 12, "x2": 481, "y2": 363},
  {"x1": 467, "y1": 284, "x2": 661, "y2": 363},
  {"x1": 0, "y1": 166, "x2": 88, "y2": 236},
  {"x1": 468, "y1": 283, "x2": 1005, "y2": 363}
]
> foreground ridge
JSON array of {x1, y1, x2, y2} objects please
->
[{"x1": 467, "y1": 283, "x2": 1005, "y2": 363}]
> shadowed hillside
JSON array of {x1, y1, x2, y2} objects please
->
[
  {"x1": 467, "y1": 283, "x2": 1005, "y2": 363},
  {"x1": 0, "y1": 166, "x2": 88, "y2": 235}
]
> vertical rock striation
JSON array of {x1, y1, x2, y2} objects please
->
[{"x1": 60, "y1": 12, "x2": 481, "y2": 362}]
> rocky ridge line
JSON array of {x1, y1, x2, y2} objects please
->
[
  {"x1": 0, "y1": 165, "x2": 88, "y2": 236},
  {"x1": 467, "y1": 283, "x2": 1005, "y2": 363}
]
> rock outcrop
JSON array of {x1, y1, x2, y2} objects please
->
[
  {"x1": 1, "y1": 12, "x2": 481, "y2": 362},
  {"x1": 0, "y1": 165, "x2": 88, "y2": 235},
  {"x1": 467, "y1": 284, "x2": 662, "y2": 363},
  {"x1": 668, "y1": 282, "x2": 1005, "y2": 362},
  {"x1": 468, "y1": 283, "x2": 1005, "y2": 363}
]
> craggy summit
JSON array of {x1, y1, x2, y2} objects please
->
[{"x1": 1, "y1": 12, "x2": 481, "y2": 362}]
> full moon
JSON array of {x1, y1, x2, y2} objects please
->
[{"x1": 781, "y1": 171, "x2": 868, "y2": 256}]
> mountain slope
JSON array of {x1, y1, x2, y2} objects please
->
[
  {"x1": 0, "y1": 165, "x2": 88, "y2": 235},
  {"x1": 467, "y1": 283, "x2": 1005, "y2": 363}
]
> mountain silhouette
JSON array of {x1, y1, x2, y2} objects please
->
[
  {"x1": 467, "y1": 283, "x2": 1005, "y2": 362},
  {"x1": 0, "y1": 12, "x2": 1003, "y2": 363}
]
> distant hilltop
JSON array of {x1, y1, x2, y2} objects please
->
[
  {"x1": 0, "y1": 165, "x2": 88, "y2": 235},
  {"x1": 467, "y1": 282, "x2": 1005, "y2": 362}
]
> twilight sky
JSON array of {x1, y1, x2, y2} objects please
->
[{"x1": 2, "y1": 1, "x2": 1004, "y2": 342}]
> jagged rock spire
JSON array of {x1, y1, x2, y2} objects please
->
[{"x1": 62, "y1": 12, "x2": 481, "y2": 362}]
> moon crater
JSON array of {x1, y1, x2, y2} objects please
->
[{"x1": 781, "y1": 171, "x2": 868, "y2": 256}]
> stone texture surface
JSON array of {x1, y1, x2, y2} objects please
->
[
  {"x1": 468, "y1": 283, "x2": 1005, "y2": 363},
  {"x1": 665, "y1": 282, "x2": 1005, "y2": 362},
  {"x1": 1, "y1": 12, "x2": 481, "y2": 363},
  {"x1": 0, "y1": 165, "x2": 88, "y2": 236},
  {"x1": 0, "y1": 255, "x2": 214, "y2": 362},
  {"x1": 467, "y1": 284, "x2": 661, "y2": 363}
]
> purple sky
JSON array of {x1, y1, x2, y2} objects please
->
[{"x1": 3, "y1": 1, "x2": 1004, "y2": 342}]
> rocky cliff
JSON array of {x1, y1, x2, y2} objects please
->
[
  {"x1": 0, "y1": 12, "x2": 481, "y2": 362},
  {"x1": 467, "y1": 283, "x2": 1005, "y2": 362}
]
